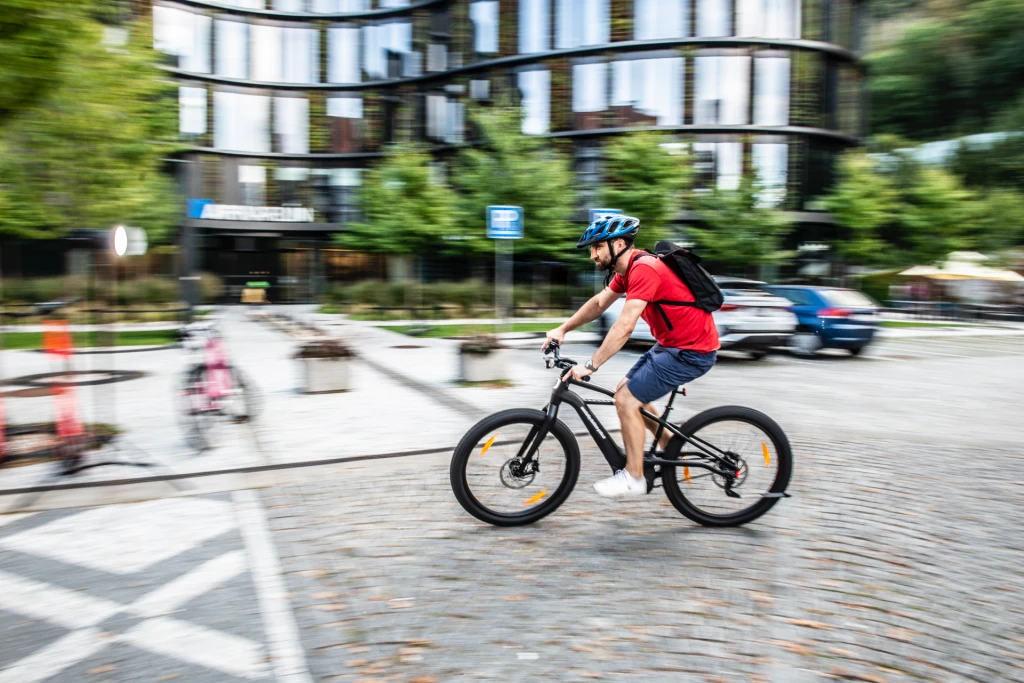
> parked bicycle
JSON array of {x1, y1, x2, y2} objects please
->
[
  {"x1": 450, "y1": 341, "x2": 792, "y2": 527},
  {"x1": 177, "y1": 321, "x2": 258, "y2": 451}
]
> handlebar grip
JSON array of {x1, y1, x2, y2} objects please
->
[{"x1": 581, "y1": 375, "x2": 591, "y2": 382}]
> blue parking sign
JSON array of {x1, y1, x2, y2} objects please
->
[{"x1": 487, "y1": 206, "x2": 524, "y2": 240}]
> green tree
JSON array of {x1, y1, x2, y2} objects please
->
[
  {"x1": 598, "y1": 133, "x2": 690, "y2": 249},
  {"x1": 687, "y1": 179, "x2": 793, "y2": 275},
  {"x1": 453, "y1": 104, "x2": 577, "y2": 260},
  {"x1": 0, "y1": 15, "x2": 182, "y2": 241},
  {"x1": 335, "y1": 142, "x2": 458, "y2": 255},
  {"x1": 825, "y1": 151, "x2": 899, "y2": 266},
  {"x1": 0, "y1": 0, "x2": 91, "y2": 123},
  {"x1": 894, "y1": 167, "x2": 979, "y2": 263},
  {"x1": 972, "y1": 187, "x2": 1024, "y2": 251}
]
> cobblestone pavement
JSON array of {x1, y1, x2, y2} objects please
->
[{"x1": 265, "y1": 432, "x2": 1024, "y2": 682}]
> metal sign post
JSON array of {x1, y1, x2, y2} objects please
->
[{"x1": 486, "y1": 206, "x2": 523, "y2": 336}]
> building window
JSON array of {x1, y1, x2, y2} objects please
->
[
  {"x1": 327, "y1": 95, "x2": 363, "y2": 152},
  {"x1": 282, "y1": 27, "x2": 319, "y2": 83},
  {"x1": 471, "y1": 79, "x2": 490, "y2": 99},
  {"x1": 635, "y1": 0, "x2": 688, "y2": 39},
  {"x1": 215, "y1": 19, "x2": 249, "y2": 79},
  {"x1": 274, "y1": 97, "x2": 309, "y2": 154},
  {"x1": 238, "y1": 165, "x2": 266, "y2": 206},
  {"x1": 693, "y1": 141, "x2": 742, "y2": 190},
  {"x1": 696, "y1": 0, "x2": 732, "y2": 37},
  {"x1": 518, "y1": 70, "x2": 551, "y2": 134},
  {"x1": 611, "y1": 57, "x2": 683, "y2": 125},
  {"x1": 313, "y1": 168, "x2": 362, "y2": 224},
  {"x1": 556, "y1": 0, "x2": 609, "y2": 48},
  {"x1": 308, "y1": 0, "x2": 371, "y2": 10},
  {"x1": 752, "y1": 142, "x2": 787, "y2": 206},
  {"x1": 363, "y1": 22, "x2": 412, "y2": 79},
  {"x1": 470, "y1": 1, "x2": 499, "y2": 54},
  {"x1": 737, "y1": 0, "x2": 800, "y2": 38},
  {"x1": 519, "y1": 0, "x2": 551, "y2": 54},
  {"x1": 427, "y1": 43, "x2": 448, "y2": 72},
  {"x1": 572, "y1": 62, "x2": 608, "y2": 129},
  {"x1": 214, "y1": 91, "x2": 270, "y2": 152},
  {"x1": 179, "y1": 86, "x2": 207, "y2": 135},
  {"x1": 753, "y1": 55, "x2": 790, "y2": 126},
  {"x1": 220, "y1": 0, "x2": 264, "y2": 8},
  {"x1": 275, "y1": 167, "x2": 310, "y2": 206},
  {"x1": 328, "y1": 27, "x2": 361, "y2": 84},
  {"x1": 694, "y1": 54, "x2": 750, "y2": 124},
  {"x1": 250, "y1": 26, "x2": 318, "y2": 84},
  {"x1": 153, "y1": 6, "x2": 211, "y2": 73},
  {"x1": 426, "y1": 95, "x2": 466, "y2": 143}
]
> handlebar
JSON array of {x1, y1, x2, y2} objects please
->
[{"x1": 542, "y1": 339, "x2": 590, "y2": 382}]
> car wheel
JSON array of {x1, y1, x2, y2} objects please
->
[
  {"x1": 849, "y1": 346, "x2": 866, "y2": 356},
  {"x1": 748, "y1": 351, "x2": 767, "y2": 360},
  {"x1": 790, "y1": 332, "x2": 822, "y2": 357}
]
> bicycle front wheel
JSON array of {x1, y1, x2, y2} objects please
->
[
  {"x1": 662, "y1": 406, "x2": 793, "y2": 527},
  {"x1": 450, "y1": 409, "x2": 580, "y2": 527}
]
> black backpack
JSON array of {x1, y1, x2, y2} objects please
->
[{"x1": 625, "y1": 242, "x2": 723, "y2": 331}]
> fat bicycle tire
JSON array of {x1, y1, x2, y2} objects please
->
[
  {"x1": 450, "y1": 409, "x2": 580, "y2": 527},
  {"x1": 661, "y1": 405, "x2": 793, "y2": 527}
]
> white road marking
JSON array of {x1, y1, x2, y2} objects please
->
[
  {"x1": 129, "y1": 550, "x2": 246, "y2": 619},
  {"x1": 0, "y1": 628, "x2": 108, "y2": 683},
  {"x1": 234, "y1": 489, "x2": 314, "y2": 683},
  {"x1": 0, "y1": 569, "x2": 121, "y2": 630},
  {"x1": 0, "y1": 498, "x2": 236, "y2": 575},
  {"x1": 121, "y1": 616, "x2": 270, "y2": 680}
]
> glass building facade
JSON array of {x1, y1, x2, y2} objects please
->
[{"x1": 154, "y1": 0, "x2": 866, "y2": 300}]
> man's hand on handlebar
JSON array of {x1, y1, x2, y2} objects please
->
[
  {"x1": 542, "y1": 326, "x2": 566, "y2": 352},
  {"x1": 562, "y1": 364, "x2": 593, "y2": 384}
]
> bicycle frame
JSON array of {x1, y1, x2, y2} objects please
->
[{"x1": 521, "y1": 373, "x2": 740, "y2": 481}]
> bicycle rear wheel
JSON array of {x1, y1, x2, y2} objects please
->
[
  {"x1": 178, "y1": 365, "x2": 218, "y2": 451},
  {"x1": 662, "y1": 406, "x2": 792, "y2": 527},
  {"x1": 450, "y1": 409, "x2": 580, "y2": 527}
]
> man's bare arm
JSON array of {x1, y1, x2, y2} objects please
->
[
  {"x1": 544, "y1": 288, "x2": 622, "y2": 348},
  {"x1": 591, "y1": 298, "x2": 646, "y2": 368}
]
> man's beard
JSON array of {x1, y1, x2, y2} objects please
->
[{"x1": 594, "y1": 257, "x2": 612, "y2": 272}]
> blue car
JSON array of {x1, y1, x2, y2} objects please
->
[{"x1": 763, "y1": 286, "x2": 880, "y2": 356}]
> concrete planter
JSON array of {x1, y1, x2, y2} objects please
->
[
  {"x1": 302, "y1": 357, "x2": 351, "y2": 393},
  {"x1": 459, "y1": 350, "x2": 506, "y2": 383}
]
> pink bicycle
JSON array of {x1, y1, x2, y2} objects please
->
[{"x1": 177, "y1": 321, "x2": 258, "y2": 451}]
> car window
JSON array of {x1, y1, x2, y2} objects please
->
[
  {"x1": 822, "y1": 290, "x2": 877, "y2": 308},
  {"x1": 773, "y1": 289, "x2": 815, "y2": 306}
]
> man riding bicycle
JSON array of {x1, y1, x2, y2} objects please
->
[{"x1": 544, "y1": 215, "x2": 719, "y2": 498}]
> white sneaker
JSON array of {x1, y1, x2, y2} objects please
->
[{"x1": 594, "y1": 470, "x2": 649, "y2": 498}]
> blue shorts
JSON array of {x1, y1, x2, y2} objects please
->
[{"x1": 625, "y1": 345, "x2": 717, "y2": 404}]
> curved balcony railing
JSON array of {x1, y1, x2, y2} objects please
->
[{"x1": 167, "y1": 0, "x2": 445, "y2": 20}]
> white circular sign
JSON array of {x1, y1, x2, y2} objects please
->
[{"x1": 113, "y1": 226, "x2": 128, "y2": 256}]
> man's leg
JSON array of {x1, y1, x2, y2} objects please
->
[
  {"x1": 614, "y1": 377, "x2": 671, "y2": 450},
  {"x1": 613, "y1": 383, "x2": 647, "y2": 479}
]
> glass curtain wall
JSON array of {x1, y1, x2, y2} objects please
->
[
  {"x1": 153, "y1": 6, "x2": 211, "y2": 73},
  {"x1": 214, "y1": 91, "x2": 271, "y2": 153},
  {"x1": 635, "y1": 0, "x2": 688, "y2": 39},
  {"x1": 611, "y1": 57, "x2": 683, "y2": 125}
]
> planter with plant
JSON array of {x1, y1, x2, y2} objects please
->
[
  {"x1": 293, "y1": 337, "x2": 356, "y2": 393},
  {"x1": 458, "y1": 335, "x2": 506, "y2": 383}
]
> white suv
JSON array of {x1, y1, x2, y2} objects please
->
[{"x1": 596, "y1": 277, "x2": 797, "y2": 359}]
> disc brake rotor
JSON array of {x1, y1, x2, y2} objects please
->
[
  {"x1": 712, "y1": 452, "x2": 749, "y2": 489},
  {"x1": 499, "y1": 458, "x2": 536, "y2": 489}
]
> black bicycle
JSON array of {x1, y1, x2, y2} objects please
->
[{"x1": 450, "y1": 341, "x2": 792, "y2": 527}]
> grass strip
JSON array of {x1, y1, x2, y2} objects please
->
[{"x1": 0, "y1": 329, "x2": 178, "y2": 350}]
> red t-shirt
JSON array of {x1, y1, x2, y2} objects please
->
[{"x1": 610, "y1": 253, "x2": 720, "y2": 352}]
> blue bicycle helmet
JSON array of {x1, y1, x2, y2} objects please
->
[
  {"x1": 577, "y1": 215, "x2": 641, "y2": 276},
  {"x1": 576, "y1": 214, "x2": 640, "y2": 249}
]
